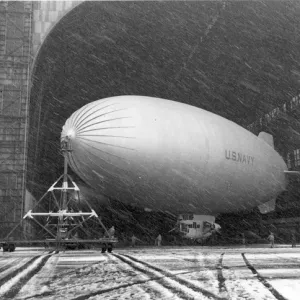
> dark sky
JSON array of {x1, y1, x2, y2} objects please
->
[{"x1": 28, "y1": 1, "x2": 300, "y2": 195}]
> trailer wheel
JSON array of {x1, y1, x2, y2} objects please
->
[
  {"x1": 66, "y1": 243, "x2": 77, "y2": 250},
  {"x1": 78, "y1": 243, "x2": 85, "y2": 250},
  {"x1": 9, "y1": 244, "x2": 15, "y2": 252},
  {"x1": 107, "y1": 243, "x2": 113, "y2": 253},
  {"x1": 101, "y1": 244, "x2": 107, "y2": 253}
]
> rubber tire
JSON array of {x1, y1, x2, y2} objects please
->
[
  {"x1": 3, "y1": 244, "x2": 9, "y2": 252},
  {"x1": 78, "y1": 243, "x2": 85, "y2": 250},
  {"x1": 9, "y1": 244, "x2": 15, "y2": 252}
]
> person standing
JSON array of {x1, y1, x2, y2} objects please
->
[
  {"x1": 107, "y1": 226, "x2": 115, "y2": 238},
  {"x1": 292, "y1": 232, "x2": 296, "y2": 248},
  {"x1": 155, "y1": 234, "x2": 162, "y2": 247},
  {"x1": 241, "y1": 233, "x2": 246, "y2": 247},
  {"x1": 131, "y1": 235, "x2": 141, "y2": 247},
  {"x1": 268, "y1": 232, "x2": 275, "y2": 248}
]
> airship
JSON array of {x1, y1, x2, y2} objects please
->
[{"x1": 61, "y1": 95, "x2": 288, "y2": 240}]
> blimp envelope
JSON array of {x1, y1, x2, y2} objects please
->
[{"x1": 61, "y1": 95, "x2": 287, "y2": 215}]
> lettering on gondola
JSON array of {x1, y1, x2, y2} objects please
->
[{"x1": 225, "y1": 150, "x2": 254, "y2": 165}]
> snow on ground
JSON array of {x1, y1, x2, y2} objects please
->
[
  {"x1": 245, "y1": 251, "x2": 300, "y2": 300},
  {"x1": 0, "y1": 257, "x2": 24, "y2": 273},
  {"x1": 16, "y1": 255, "x2": 60, "y2": 299},
  {"x1": 2, "y1": 246, "x2": 299, "y2": 300},
  {"x1": 125, "y1": 250, "x2": 224, "y2": 298},
  {"x1": 0, "y1": 254, "x2": 49, "y2": 298},
  {"x1": 222, "y1": 253, "x2": 276, "y2": 300},
  {"x1": 269, "y1": 279, "x2": 300, "y2": 300},
  {"x1": 18, "y1": 253, "x2": 158, "y2": 300},
  {"x1": 0, "y1": 257, "x2": 34, "y2": 281}
]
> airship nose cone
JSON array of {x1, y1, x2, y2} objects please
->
[
  {"x1": 66, "y1": 128, "x2": 76, "y2": 139},
  {"x1": 61, "y1": 121, "x2": 77, "y2": 144},
  {"x1": 61, "y1": 124, "x2": 76, "y2": 140},
  {"x1": 61, "y1": 96, "x2": 139, "y2": 193},
  {"x1": 61, "y1": 97, "x2": 136, "y2": 152}
]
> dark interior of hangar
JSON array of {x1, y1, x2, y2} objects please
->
[{"x1": 28, "y1": 1, "x2": 300, "y2": 240}]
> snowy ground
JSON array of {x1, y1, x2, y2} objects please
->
[{"x1": 0, "y1": 245, "x2": 299, "y2": 299}]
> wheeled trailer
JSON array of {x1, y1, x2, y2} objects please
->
[{"x1": 1, "y1": 138, "x2": 118, "y2": 252}]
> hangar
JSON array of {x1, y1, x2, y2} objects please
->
[{"x1": 1, "y1": 1, "x2": 300, "y2": 241}]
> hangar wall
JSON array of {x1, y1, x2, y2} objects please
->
[
  {"x1": 0, "y1": 1, "x2": 82, "y2": 239},
  {"x1": 0, "y1": 1, "x2": 33, "y2": 238},
  {"x1": 31, "y1": 0, "x2": 83, "y2": 56}
]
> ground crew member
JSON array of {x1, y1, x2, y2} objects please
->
[
  {"x1": 131, "y1": 235, "x2": 142, "y2": 247},
  {"x1": 292, "y1": 232, "x2": 296, "y2": 248},
  {"x1": 155, "y1": 234, "x2": 162, "y2": 247},
  {"x1": 107, "y1": 226, "x2": 115, "y2": 238},
  {"x1": 268, "y1": 232, "x2": 275, "y2": 248},
  {"x1": 241, "y1": 233, "x2": 246, "y2": 247}
]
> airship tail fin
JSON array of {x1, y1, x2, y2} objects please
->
[
  {"x1": 258, "y1": 132, "x2": 274, "y2": 148},
  {"x1": 258, "y1": 198, "x2": 276, "y2": 214},
  {"x1": 284, "y1": 170, "x2": 300, "y2": 175}
]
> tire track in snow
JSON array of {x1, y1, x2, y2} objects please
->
[
  {"x1": 222, "y1": 252, "x2": 277, "y2": 300},
  {"x1": 186, "y1": 251, "x2": 229, "y2": 298},
  {"x1": 0, "y1": 251, "x2": 56, "y2": 299},
  {"x1": 0, "y1": 258, "x2": 23, "y2": 274},
  {"x1": 14, "y1": 252, "x2": 61, "y2": 300},
  {"x1": 242, "y1": 253, "x2": 288, "y2": 300},
  {"x1": 68, "y1": 253, "x2": 181, "y2": 300},
  {"x1": 217, "y1": 253, "x2": 228, "y2": 294},
  {"x1": 70, "y1": 277, "x2": 178, "y2": 300},
  {"x1": 0, "y1": 257, "x2": 40, "y2": 289},
  {"x1": 113, "y1": 253, "x2": 188, "y2": 300},
  {"x1": 118, "y1": 253, "x2": 227, "y2": 300}
]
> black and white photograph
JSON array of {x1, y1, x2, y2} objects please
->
[{"x1": 1, "y1": 1, "x2": 300, "y2": 299}]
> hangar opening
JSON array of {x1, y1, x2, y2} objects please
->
[{"x1": 1, "y1": 1, "x2": 300, "y2": 243}]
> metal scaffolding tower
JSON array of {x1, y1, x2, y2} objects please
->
[{"x1": 0, "y1": 1, "x2": 32, "y2": 239}]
